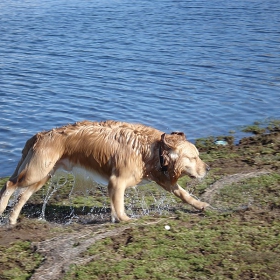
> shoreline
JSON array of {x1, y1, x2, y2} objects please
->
[{"x1": 1, "y1": 119, "x2": 279, "y2": 180}]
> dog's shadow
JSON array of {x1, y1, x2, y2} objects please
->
[
  {"x1": 17, "y1": 202, "x2": 200, "y2": 225},
  {"x1": 19, "y1": 203, "x2": 112, "y2": 225}
]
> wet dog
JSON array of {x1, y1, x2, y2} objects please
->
[{"x1": 0, "y1": 120, "x2": 210, "y2": 224}]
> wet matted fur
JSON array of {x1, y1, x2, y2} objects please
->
[{"x1": 0, "y1": 120, "x2": 210, "y2": 224}]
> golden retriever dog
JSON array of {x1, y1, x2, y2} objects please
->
[{"x1": 0, "y1": 120, "x2": 210, "y2": 225}]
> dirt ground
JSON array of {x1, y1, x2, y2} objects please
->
[{"x1": 0, "y1": 123, "x2": 279, "y2": 279}]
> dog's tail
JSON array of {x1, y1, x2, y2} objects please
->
[{"x1": 9, "y1": 134, "x2": 39, "y2": 182}]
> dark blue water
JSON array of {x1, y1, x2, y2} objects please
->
[{"x1": 0, "y1": 0, "x2": 280, "y2": 177}]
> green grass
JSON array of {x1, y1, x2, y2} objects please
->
[
  {"x1": 63, "y1": 206, "x2": 280, "y2": 279},
  {"x1": 0, "y1": 241, "x2": 43, "y2": 280},
  {"x1": 59, "y1": 171, "x2": 280, "y2": 280},
  {"x1": 215, "y1": 173, "x2": 280, "y2": 210}
]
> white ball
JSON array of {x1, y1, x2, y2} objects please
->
[{"x1": 165, "y1": 225, "x2": 170, "y2": 230}]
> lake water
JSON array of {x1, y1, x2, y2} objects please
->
[{"x1": 0, "y1": 0, "x2": 280, "y2": 177}]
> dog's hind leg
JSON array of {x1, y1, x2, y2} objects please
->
[
  {"x1": 0, "y1": 180, "x2": 18, "y2": 216},
  {"x1": 0, "y1": 148, "x2": 33, "y2": 216},
  {"x1": 8, "y1": 176, "x2": 50, "y2": 225},
  {"x1": 1, "y1": 153, "x2": 59, "y2": 224}
]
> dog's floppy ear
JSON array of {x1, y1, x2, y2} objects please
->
[
  {"x1": 160, "y1": 133, "x2": 186, "y2": 184},
  {"x1": 160, "y1": 134, "x2": 170, "y2": 167},
  {"x1": 171, "y1": 131, "x2": 186, "y2": 139},
  {"x1": 161, "y1": 132, "x2": 186, "y2": 149}
]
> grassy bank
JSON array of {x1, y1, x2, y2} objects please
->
[{"x1": 0, "y1": 120, "x2": 279, "y2": 280}]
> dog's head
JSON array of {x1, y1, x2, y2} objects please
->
[{"x1": 160, "y1": 132, "x2": 209, "y2": 184}]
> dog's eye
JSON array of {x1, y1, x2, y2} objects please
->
[{"x1": 187, "y1": 157, "x2": 197, "y2": 162}]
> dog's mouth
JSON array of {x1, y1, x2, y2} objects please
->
[{"x1": 188, "y1": 172, "x2": 207, "y2": 180}]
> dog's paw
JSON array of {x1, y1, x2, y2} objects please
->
[
  {"x1": 194, "y1": 201, "x2": 210, "y2": 211},
  {"x1": 111, "y1": 214, "x2": 131, "y2": 223}
]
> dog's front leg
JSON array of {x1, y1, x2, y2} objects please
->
[
  {"x1": 108, "y1": 176, "x2": 130, "y2": 222},
  {"x1": 171, "y1": 183, "x2": 209, "y2": 210}
]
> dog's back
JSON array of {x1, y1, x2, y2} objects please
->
[{"x1": 9, "y1": 120, "x2": 161, "y2": 186}]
